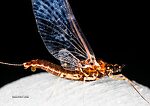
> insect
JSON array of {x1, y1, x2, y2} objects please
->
[{"x1": 0, "y1": 0, "x2": 149, "y2": 104}]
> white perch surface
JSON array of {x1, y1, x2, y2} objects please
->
[{"x1": 0, "y1": 72, "x2": 150, "y2": 106}]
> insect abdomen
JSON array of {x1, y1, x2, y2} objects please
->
[{"x1": 23, "y1": 59, "x2": 84, "y2": 81}]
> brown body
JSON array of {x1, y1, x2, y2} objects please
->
[
  {"x1": 23, "y1": 59, "x2": 107, "y2": 81},
  {"x1": 0, "y1": 59, "x2": 149, "y2": 104}
]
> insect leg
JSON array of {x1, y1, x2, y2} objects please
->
[{"x1": 109, "y1": 74, "x2": 150, "y2": 104}]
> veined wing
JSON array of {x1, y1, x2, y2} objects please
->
[{"x1": 32, "y1": 0, "x2": 98, "y2": 70}]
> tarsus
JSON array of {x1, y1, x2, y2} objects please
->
[
  {"x1": 127, "y1": 78, "x2": 150, "y2": 104},
  {"x1": 109, "y1": 74, "x2": 150, "y2": 104}
]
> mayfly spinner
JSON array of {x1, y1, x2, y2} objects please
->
[{"x1": 0, "y1": 0, "x2": 149, "y2": 104}]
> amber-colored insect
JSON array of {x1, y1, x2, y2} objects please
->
[{"x1": 0, "y1": 0, "x2": 149, "y2": 104}]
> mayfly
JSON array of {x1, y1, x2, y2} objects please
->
[{"x1": 0, "y1": 0, "x2": 149, "y2": 104}]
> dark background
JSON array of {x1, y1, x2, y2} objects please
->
[{"x1": 0, "y1": 0, "x2": 149, "y2": 88}]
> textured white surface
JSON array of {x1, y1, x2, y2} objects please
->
[{"x1": 0, "y1": 72, "x2": 150, "y2": 106}]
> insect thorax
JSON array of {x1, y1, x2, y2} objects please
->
[{"x1": 80, "y1": 60, "x2": 106, "y2": 81}]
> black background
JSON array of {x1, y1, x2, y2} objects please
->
[{"x1": 0, "y1": 0, "x2": 149, "y2": 88}]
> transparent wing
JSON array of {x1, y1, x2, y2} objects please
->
[{"x1": 32, "y1": 0, "x2": 97, "y2": 70}]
